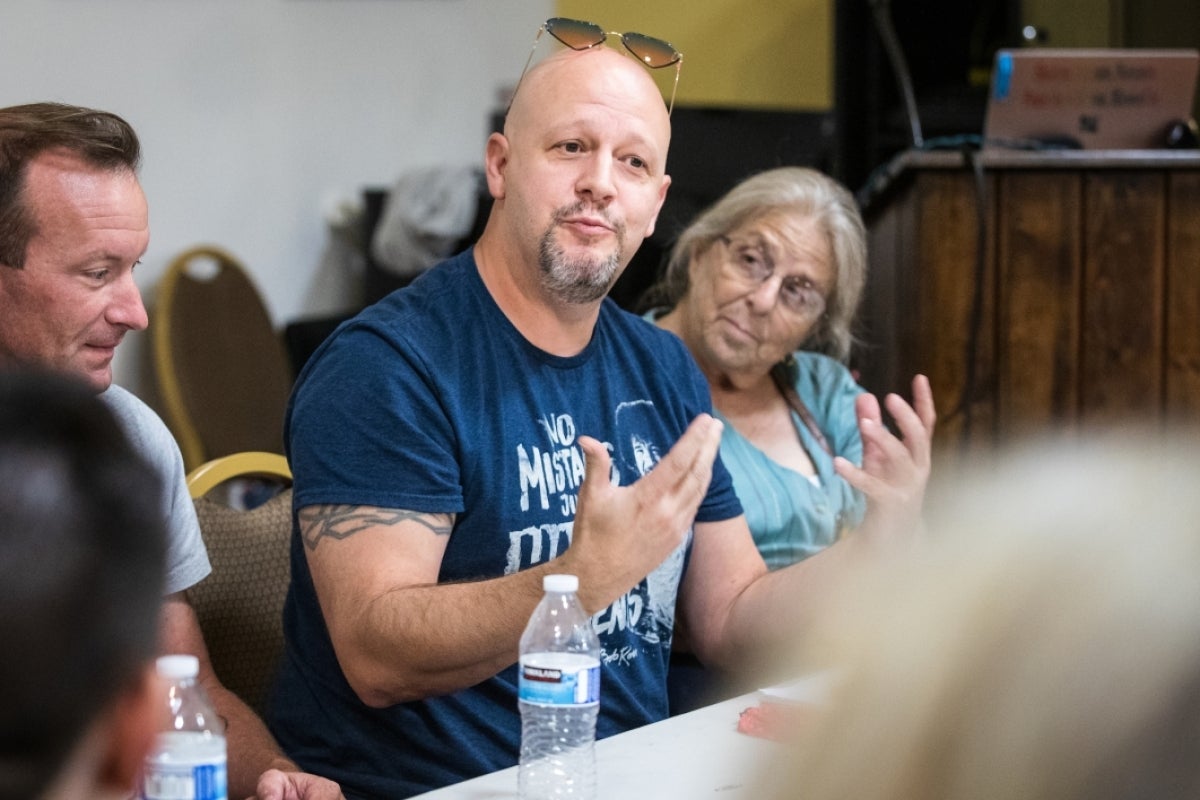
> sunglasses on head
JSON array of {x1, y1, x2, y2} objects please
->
[{"x1": 508, "y1": 17, "x2": 683, "y2": 116}]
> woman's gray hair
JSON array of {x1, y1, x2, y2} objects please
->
[{"x1": 646, "y1": 167, "x2": 866, "y2": 363}]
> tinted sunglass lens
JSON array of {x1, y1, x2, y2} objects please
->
[
  {"x1": 621, "y1": 33, "x2": 680, "y2": 68},
  {"x1": 545, "y1": 17, "x2": 606, "y2": 51}
]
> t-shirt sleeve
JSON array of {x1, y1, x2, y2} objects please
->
[
  {"x1": 102, "y1": 387, "x2": 211, "y2": 595},
  {"x1": 160, "y1": 443, "x2": 210, "y2": 595},
  {"x1": 287, "y1": 320, "x2": 467, "y2": 515}
]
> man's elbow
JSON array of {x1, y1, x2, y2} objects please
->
[{"x1": 335, "y1": 645, "x2": 434, "y2": 709}]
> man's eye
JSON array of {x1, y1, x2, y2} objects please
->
[{"x1": 560, "y1": 141, "x2": 583, "y2": 153}]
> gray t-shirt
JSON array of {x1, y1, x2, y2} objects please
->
[{"x1": 101, "y1": 384, "x2": 211, "y2": 595}]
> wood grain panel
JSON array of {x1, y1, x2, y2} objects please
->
[
  {"x1": 1080, "y1": 171, "x2": 1165, "y2": 423},
  {"x1": 996, "y1": 172, "x2": 1082, "y2": 438},
  {"x1": 913, "y1": 170, "x2": 995, "y2": 454},
  {"x1": 1166, "y1": 171, "x2": 1200, "y2": 422},
  {"x1": 863, "y1": 152, "x2": 1200, "y2": 455}
]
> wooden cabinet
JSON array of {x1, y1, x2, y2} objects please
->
[{"x1": 859, "y1": 149, "x2": 1200, "y2": 460}]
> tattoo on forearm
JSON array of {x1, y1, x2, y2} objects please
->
[{"x1": 300, "y1": 505, "x2": 453, "y2": 549}]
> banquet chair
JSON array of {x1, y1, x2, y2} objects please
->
[
  {"x1": 186, "y1": 450, "x2": 293, "y2": 716},
  {"x1": 153, "y1": 245, "x2": 294, "y2": 472}
]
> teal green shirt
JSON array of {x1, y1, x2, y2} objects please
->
[
  {"x1": 643, "y1": 312, "x2": 867, "y2": 569},
  {"x1": 716, "y1": 352, "x2": 866, "y2": 569}
]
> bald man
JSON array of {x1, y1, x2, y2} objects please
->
[{"x1": 272, "y1": 43, "x2": 927, "y2": 799}]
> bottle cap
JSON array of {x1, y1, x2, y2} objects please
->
[
  {"x1": 156, "y1": 654, "x2": 200, "y2": 680},
  {"x1": 543, "y1": 574, "x2": 579, "y2": 593}
]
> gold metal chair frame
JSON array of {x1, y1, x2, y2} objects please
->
[{"x1": 186, "y1": 450, "x2": 292, "y2": 498}]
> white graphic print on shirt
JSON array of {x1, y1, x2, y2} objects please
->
[{"x1": 505, "y1": 402, "x2": 690, "y2": 665}]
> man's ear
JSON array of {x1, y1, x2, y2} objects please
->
[
  {"x1": 644, "y1": 174, "x2": 672, "y2": 239},
  {"x1": 483, "y1": 132, "x2": 510, "y2": 200},
  {"x1": 98, "y1": 664, "x2": 163, "y2": 792}
]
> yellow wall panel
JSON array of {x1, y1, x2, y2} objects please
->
[{"x1": 555, "y1": 0, "x2": 833, "y2": 111}]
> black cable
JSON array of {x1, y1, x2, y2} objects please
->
[
  {"x1": 856, "y1": 134, "x2": 985, "y2": 209},
  {"x1": 957, "y1": 144, "x2": 989, "y2": 451},
  {"x1": 867, "y1": 0, "x2": 924, "y2": 149}
]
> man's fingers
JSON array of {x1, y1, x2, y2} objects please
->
[
  {"x1": 578, "y1": 414, "x2": 723, "y2": 508},
  {"x1": 652, "y1": 413, "x2": 723, "y2": 496},
  {"x1": 578, "y1": 435, "x2": 614, "y2": 490}
]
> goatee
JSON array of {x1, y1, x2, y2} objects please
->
[{"x1": 538, "y1": 205, "x2": 625, "y2": 305}]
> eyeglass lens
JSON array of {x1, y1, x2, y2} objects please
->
[
  {"x1": 544, "y1": 18, "x2": 681, "y2": 69},
  {"x1": 722, "y1": 238, "x2": 826, "y2": 318}
]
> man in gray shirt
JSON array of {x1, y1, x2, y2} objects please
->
[{"x1": 0, "y1": 101, "x2": 342, "y2": 800}]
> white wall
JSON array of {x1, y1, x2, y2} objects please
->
[{"x1": 1, "y1": 0, "x2": 551, "y2": 397}]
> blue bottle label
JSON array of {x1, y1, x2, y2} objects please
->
[
  {"x1": 141, "y1": 761, "x2": 228, "y2": 800},
  {"x1": 519, "y1": 654, "x2": 600, "y2": 705}
]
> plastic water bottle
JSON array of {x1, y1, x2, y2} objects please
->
[
  {"x1": 518, "y1": 574, "x2": 601, "y2": 800},
  {"x1": 140, "y1": 654, "x2": 228, "y2": 800}
]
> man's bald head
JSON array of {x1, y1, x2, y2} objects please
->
[
  {"x1": 504, "y1": 45, "x2": 671, "y2": 163},
  {"x1": 480, "y1": 44, "x2": 675, "y2": 308}
]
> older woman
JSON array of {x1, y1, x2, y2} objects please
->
[
  {"x1": 645, "y1": 167, "x2": 934, "y2": 712},
  {"x1": 645, "y1": 167, "x2": 935, "y2": 571}
]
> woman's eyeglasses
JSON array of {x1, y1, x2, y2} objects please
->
[
  {"x1": 508, "y1": 17, "x2": 683, "y2": 116},
  {"x1": 718, "y1": 235, "x2": 828, "y2": 322}
]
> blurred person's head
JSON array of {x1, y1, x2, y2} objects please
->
[
  {"x1": 648, "y1": 167, "x2": 865, "y2": 375},
  {"x1": 0, "y1": 368, "x2": 166, "y2": 800},
  {"x1": 0, "y1": 103, "x2": 149, "y2": 392},
  {"x1": 757, "y1": 430, "x2": 1200, "y2": 800}
]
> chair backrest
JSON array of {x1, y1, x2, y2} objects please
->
[
  {"x1": 186, "y1": 451, "x2": 293, "y2": 716},
  {"x1": 153, "y1": 245, "x2": 294, "y2": 471}
]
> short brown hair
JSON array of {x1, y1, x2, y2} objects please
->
[{"x1": 0, "y1": 103, "x2": 141, "y2": 268}]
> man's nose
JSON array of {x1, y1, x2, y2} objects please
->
[
  {"x1": 576, "y1": 154, "x2": 616, "y2": 203},
  {"x1": 109, "y1": 273, "x2": 149, "y2": 332}
]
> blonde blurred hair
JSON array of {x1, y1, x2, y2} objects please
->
[{"x1": 760, "y1": 429, "x2": 1200, "y2": 800}]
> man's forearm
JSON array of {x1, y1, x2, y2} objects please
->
[
  {"x1": 331, "y1": 563, "x2": 569, "y2": 707},
  {"x1": 203, "y1": 678, "x2": 300, "y2": 798},
  {"x1": 160, "y1": 593, "x2": 331, "y2": 798},
  {"x1": 310, "y1": 423, "x2": 725, "y2": 708}
]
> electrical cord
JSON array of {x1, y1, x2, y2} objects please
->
[
  {"x1": 957, "y1": 143, "x2": 989, "y2": 449},
  {"x1": 867, "y1": 0, "x2": 923, "y2": 149}
]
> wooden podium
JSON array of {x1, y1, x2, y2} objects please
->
[{"x1": 858, "y1": 149, "x2": 1200, "y2": 458}]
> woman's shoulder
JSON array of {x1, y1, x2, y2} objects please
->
[{"x1": 791, "y1": 351, "x2": 857, "y2": 383}]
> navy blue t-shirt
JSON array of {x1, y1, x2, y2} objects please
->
[{"x1": 269, "y1": 249, "x2": 742, "y2": 799}]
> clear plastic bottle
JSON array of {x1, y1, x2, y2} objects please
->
[
  {"x1": 518, "y1": 573, "x2": 601, "y2": 800},
  {"x1": 140, "y1": 654, "x2": 228, "y2": 800}
]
